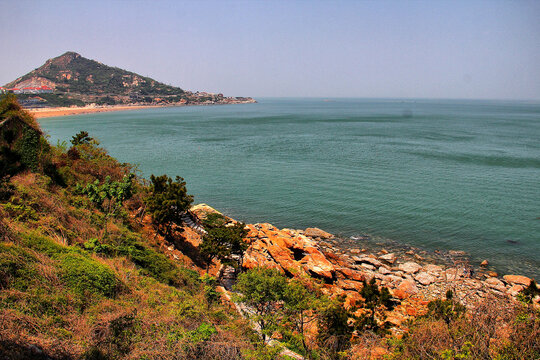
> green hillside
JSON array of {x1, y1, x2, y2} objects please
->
[{"x1": 5, "y1": 52, "x2": 255, "y2": 107}]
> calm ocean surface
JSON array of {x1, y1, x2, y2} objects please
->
[{"x1": 39, "y1": 98, "x2": 540, "y2": 278}]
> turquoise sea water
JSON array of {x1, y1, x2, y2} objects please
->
[{"x1": 39, "y1": 98, "x2": 540, "y2": 278}]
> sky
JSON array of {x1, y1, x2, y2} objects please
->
[{"x1": 1, "y1": 0, "x2": 539, "y2": 100}]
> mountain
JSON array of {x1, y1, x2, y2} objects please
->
[{"x1": 4, "y1": 52, "x2": 255, "y2": 107}]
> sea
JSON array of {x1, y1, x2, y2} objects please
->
[{"x1": 38, "y1": 98, "x2": 540, "y2": 279}]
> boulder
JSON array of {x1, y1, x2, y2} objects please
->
[
  {"x1": 304, "y1": 227, "x2": 333, "y2": 239},
  {"x1": 414, "y1": 272, "x2": 436, "y2": 286},
  {"x1": 424, "y1": 264, "x2": 443, "y2": 275},
  {"x1": 378, "y1": 266, "x2": 391, "y2": 275},
  {"x1": 392, "y1": 279, "x2": 418, "y2": 299},
  {"x1": 507, "y1": 284, "x2": 525, "y2": 297},
  {"x1": 398, "y1": 262, "x2": 423, "y2": 274},
  {"x1": 379, "y1": 253, "x2": 397, "y2": 264},
  {"x1": 361, "y1": 263, "x2": 376, "y2": 271},
  {"x1": 352, "y1": 255, "x2": 384, "y2": 268},
  {"x1": 338, "y1": 267, "x2": 365, "y2": 282},
  {"x1": 480, "y1": 260, "x2": 489, "y2": 266},
  {"x1": 503, "y1": 275, "x2": 532, "y2": 286},
  {"x1": 484, "y1": 277, "x2": 506, "y2": 292}
]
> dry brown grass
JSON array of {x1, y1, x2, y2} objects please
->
[{"x1": 396, "y1": 295, "x2": 539, "y2": 360}]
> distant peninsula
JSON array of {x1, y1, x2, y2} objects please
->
[{"x1": 1, "y1": 51, "x2": 256, "y2": 115}]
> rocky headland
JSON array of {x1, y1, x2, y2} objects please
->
[{"x1": 184, "y1": 204, "x2": 538, "y2": 332}]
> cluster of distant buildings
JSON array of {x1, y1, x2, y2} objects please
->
[{"x1": 0, "y1": 86, "x2": 53, "y2": 94}]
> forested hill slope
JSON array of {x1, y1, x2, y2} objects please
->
[{"x1": 4, "y1": 52, "x2": 255, "y2": 107}]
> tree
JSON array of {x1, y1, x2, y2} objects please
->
[
  {"x1": 70, "y1": 130, "x2": 94, "y2": 146},
  {"x1": 199, "y1": 222, "x2": 248, "y2": 271},
  {"x1": 282, "y1": 279, "x2": 319, "y2": 354},
  {"x1": 75, "y1": 173, "x2": 135, "y2": 236},
  {"x1": 316, "y1": 296, "x2": 355, "y2": 357},
  {"x1": 145, "y1": 174, "x2": 193, "y2": 238},
  {"x1": 234, "y1": 267, "x2": 288, "y2": 342},
  {"x1": 355, "y1": 278, "x2": 394, "y2": 334}
]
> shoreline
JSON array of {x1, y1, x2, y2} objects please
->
[
  {"x1": 29, "y1": 100, "x2": 256, "y2": 119},
  {"x1": 29, "y1": 104, "x2": 168, "y2": 119}
]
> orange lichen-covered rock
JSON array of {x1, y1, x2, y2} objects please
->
[
  {"x1": 392, "y1": 279, "x2": 418, "y2": 300},
  {"x1": 242, "y1": 223, "x2": 336, "y2": 281},
  {"x1": 304, "y1": 227, "x2": 334, "y2": 239},
  {"x1": 503, "y1": 275, "x2": 532, "y2": 286}
]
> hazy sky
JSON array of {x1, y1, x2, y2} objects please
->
[{"x1": 1, "y1": 0, "x2": 539, "y2": 100}]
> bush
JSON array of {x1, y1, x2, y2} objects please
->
[
  {"x1": 60, "y1": 253, "x2": 119, "y2": 297},
  {"x1": 145, "y1": 174, "x2": 193, "y2": 237},
  {"x1": 0, "y1": 243, "x2": 38, "y2": 290}
]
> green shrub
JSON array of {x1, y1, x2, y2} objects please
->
[
  {"x1": 0, "y1": 243, "x2": 38, "y2": 290},
  {"x1": 20, "y1": 231, "x2": 69, "y2": 257},
  {"x1": 188, "y1": 322, "x2": 217, "y2": 343},
  {"x1": 60, "y1": 253, "x2": 119, "y2": 297},
  {"x1": 425, "y1": 290, "x2": 466, "y2": 324}
]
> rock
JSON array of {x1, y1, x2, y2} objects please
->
[
  {"x1": 449, "y1": 250, "x2": 467, "y2": 256},
  {"x1": 379, "y1": 253, "x2": 397, "y2": 264},
  {"x1": 352, "y1": 255, "x2": 384, "y2": 268},
  {"x1": 304, "y1": 227, "x2": 333, "y2": 239},
  {"x1": 380, "y1": 249, "x2": 389, "y2": 254},
  {"x1": 507, "y1": 284, "x2": 525, "y2": 297},
  {"x1": 484, "y1": 277, "x2": 506, "y2": 292},
  {"x1": 361, "y1": 263, "x2": 376, "y2": 271},
  {"x1": 503, "y1": 275, "x2": 532, "y2": 286},
  {"x1": 378, "y1": 266, "x2": 391, "y2": 275},
  {"x1": 414, "y1": 272, "x2": 436, "y2": 286},
  {"x1": 414, "y1": 254, "x2": 424, "y2": 261},
  {"x1": 487, "y1": 271, "x2": 498, "y2": 277},
  {"x1": 393, "y1": 279, "x2": 418, "y2": 299},
  {"x1": 424, "y1": 264, "x2": 443, "y2": 274},
  {"x1": 398, "y1": 262, "x2": 423, "y2": 274},
  {"x1": 338, "y1": 267, "x2": 365, "y2": 282},
  {"x1": 405, "y1": 250, "x2": 414, "y2": 255},
  {"x1": 480, "y1": 260, "x2": 489, "y2": 266}
]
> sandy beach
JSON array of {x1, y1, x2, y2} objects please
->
[{"x1": 29, "y1": 104, "x2": 167, "y2": 119}]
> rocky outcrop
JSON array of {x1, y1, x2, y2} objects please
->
[
  {"x1": 183, "y1": 204, "x2": 537, "y2": 333},
  {"x1": 243, "y1": 223, "x2": 336, "y2": 282}
]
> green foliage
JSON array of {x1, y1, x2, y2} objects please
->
[
  {"x1": 200, "y1": 274, "x2": 220, "y2": 305},
  {"x1": 96, "y1": 96, "x2": 117, "y2": 106},
  {"x1": 83, "y1": 236, "x2": 199, "y2": 289},
  {"x1": 201, "y1": 212, "x2": 228, "y2": 228},
  {"x1": 13, "y1": 124, "x2": 40, "y2": 172},
  {"x1": 187, "y1": 322, "x2": 217, "y2": 343},
  {"x1": 234, "y1": 267, "x2": 288, "y2": 341},
  {"x1": 0, "y1": 243, "x2": 38, "y2": 290},
  {"x1": 440, "y1": 341, "x2": 473, "y2": 360},
  {"x1": 355, "y1": 278, "x2": 394, "y2": 334},
  {"x1": 20, "y1": 231, "x2": 69, "y2": 257},
  {"x1": 145, "y1": 174, "x2": 193, "y2": 237},
  {"x1": 21, "y1": 93, "x2": 85, "y2": 107},
  {"x1": 2, "y1": 202, "x2": 38, "y2": 222},
  {"x1": 75, "y1": 174, "x2": 135, "y2": 231},
  {"x1": 60, "y1": 253, "x2": 120, "y2": 297},
  {"x1": 425, "y1": 290, "x2": 466, "y2": 324},
  {"x1": 317, "y1": 296, "x2": 354, "y2": 356},
  {"x1": 71, "y1": 130, "x2": 94, "y2": 146},
  {"x1": 199, "y1": 222, "x2": 248, "y2": 270}
]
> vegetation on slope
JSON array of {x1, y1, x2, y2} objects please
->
[
  {"x1": 0, "y1": 95, "x2": 273, "y2": 360},
  {"x1": 0, "y1": 94, "x2": 538, "y2": 360}
]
